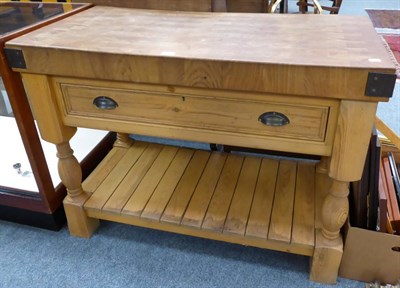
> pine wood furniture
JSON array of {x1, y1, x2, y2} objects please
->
[
  {"x1": 70, "y1": 0, "x2": 266, "y2": 13},
  {"x1": 6, "y1": 7, "x2": 396, "y2": 283},
  {"x1": 0, "y1": 2, "x2": 114, "y2": 229},
  {"x1": 70, "y1": 0, "x2": 216, "y2": 11}
]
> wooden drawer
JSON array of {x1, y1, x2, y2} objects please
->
[{"x1": 53, "y1": 78, "x2": 338, "y2": 154}]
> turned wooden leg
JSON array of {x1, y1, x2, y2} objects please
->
[
  {"x1": 114, "y1": 132, "x2": 134, "y2": 148},
  {"x1": 19, "y1": 74, "x2": 97, "y2": 237},
  {"x1": 321, "y1": 180, "x2": 349, "y2": 240},
  {"x1": 316, "y1": 156, "x2": 329, "y2": 174},
  {"x1": 310, "y1": 161, "x2": 349, "y2": 284},
  {"x1": 58, "y1": 142, "x2": 99, "y2": 238},
  {"x1": 310, "y1": 101, "x2": 377, "y2": 283}
]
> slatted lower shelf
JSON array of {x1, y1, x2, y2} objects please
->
[{"x1": 83, "y1": 141, "x2": 316, "y2": 256}]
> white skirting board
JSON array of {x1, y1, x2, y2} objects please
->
[{"x1": 0, "y1": 115, "x2": 107, "y2": 193}]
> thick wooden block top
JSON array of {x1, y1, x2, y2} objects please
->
[
  {"x1": 7, "y1": 6, "x2": 393, "y2": 68},
  {"x1": 70, "y1": 0, "x2": 212, "y2": 12},
  {"x1": 7, "y1": 7, "x2": 396, "y2": 99}
]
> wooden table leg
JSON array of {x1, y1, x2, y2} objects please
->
[
  {"x1": 310, "y1": 176, "x2": 349, "y2": 283},
  {"x1": 21, "y1": 73, "x2": 99, "y2": 237},
  {"x1": 310, "y1": 100, "x2": 378, "y2": 283},
  {"x1": 59, "y1": 141, "x2": 99, "y2": 238},
  {"x1": 114, "y1": 132, "x2": 134, "y2": 148}
]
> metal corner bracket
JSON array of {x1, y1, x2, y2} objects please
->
[
  {"x1": 4, "y1": 47, "x2": 26, "y2": 69},
  {"x1": 365, "y1": 72, "x2": 396, "y2": 98}
]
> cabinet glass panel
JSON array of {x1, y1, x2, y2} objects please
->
[
  {"x1": 0, "y1": 77, "x2": 37, "y2": 193},
  {"x1": 0, "y1": 2, "x2": 88, "y2": 194},
  {"x1": 0, "y1": 2, "x2": 81, "y2": 35}
]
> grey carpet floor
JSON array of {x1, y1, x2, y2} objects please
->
[{"x1": 0, "y1": 219, "x2": 363, "y2": 288}]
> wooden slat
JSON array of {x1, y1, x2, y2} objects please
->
[
  {"x1": 161, "y1": 150, "x2": 210, "y2": 224},
  {"x1": 140, "y1": 148, "x2": 194, "y2": 221},
  {"x1": 102, "y1": 143, "x2": 163, "y2": 213},
  {"x1": 83, "y1": 146, "x2": 129, "y2": 193},
  {"x1": 84, "y1": 142, "x2": 148, "y2": 211},
  {"x1": 246, "y1": 158, "x2": 279, "y2": 238},
  {"x1": 292, "y1": 162, "x2": 315, "y2": 246},
  {"x1": 88, "y1": 208, "x2": 314, "y2": 256},
  {"x1": 201, "y1": 154, "x2": 244, "y2": 232},
  {"x1": 223, "y1": 156, "x2": 261, "y2": 235},
  {"x1": 268, "y1": 160, "x2": 297, "y2": 242},
  {"x1": 81, "y1": 142, "x2": 317, "y2": 256},
  {"x1": 181, "y1": 152, "x2": 227, "y2": 228},
  {"x1": 122, "y1": 145, "x2": 179, "y2": 216}
]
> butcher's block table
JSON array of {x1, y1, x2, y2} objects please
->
[{"x1": 5, "y1": 7, "x2": 396, "y2": 284}]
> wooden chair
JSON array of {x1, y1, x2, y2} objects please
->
[
  {"x1": 269, "y1": 0, "x2": 342, "y2": 13},
  {"x1": 268, "y1": 0, "x2": 288, "y2": 13},
  {"x1": 298, "y1": 0, "x2": 343, "y2": 14},
  {"x1": 269, "y1": 0, "x2": 323, "y2": 13}
]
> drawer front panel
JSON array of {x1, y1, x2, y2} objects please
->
[{"x1": 57, "y1": 81, "x2": 330, "y2": 142}]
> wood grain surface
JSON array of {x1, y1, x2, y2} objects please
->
[
  {"x1": 82, "y1": 142, "x2": 317, "y2": 255},
  {"x1": 9, "y1": 7, "x2": 393, "y2": 69},
  {"x1": 71, "y1": 0, "x2": 212, "y2": 11},
  {"x1": 8, "y1": 7, "x2": 396, "y2": 100}
]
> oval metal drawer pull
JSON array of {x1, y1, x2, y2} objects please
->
[
  {"x1": 258, "y1": 112, "x2": 290, "y2": 127},
  {"x1": 93, "y1": 96, "x2": 118, "y2": 110}
]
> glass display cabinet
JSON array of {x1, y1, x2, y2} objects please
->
[{"x1": 0, "y1": 1, "x2": 115, "y2": 229}]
